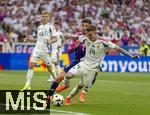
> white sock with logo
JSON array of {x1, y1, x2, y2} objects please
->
[
  {"x1": 67, "y1": 86, "x2": 80, "y2": 99},
  {"x1": 25, "y1": 69, "x2": 33, "y2": 87}
]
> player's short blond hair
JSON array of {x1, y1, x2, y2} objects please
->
[{"x1": 42, "y1": 11, "x2": 49, "y2": 15}]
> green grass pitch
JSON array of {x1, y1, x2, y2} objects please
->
[{"x1": 0, "y1": 70, "x2": 150, "y2": 115}]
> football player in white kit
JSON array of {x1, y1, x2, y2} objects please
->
[
  {"x1": 21, "y1": 11, "x2": 57, "y2": 91},
  {"x1": 64, "y1": 24, "x2": 140, "y2": 105},
  {"x1": 48, "y1": 21, "x2": 66, "y2": 82},
  {"x1": 47, "y1": 24, "x2": 140, "y2": 105}
]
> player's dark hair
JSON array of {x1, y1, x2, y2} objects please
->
[
  {"x1": 55, "y1": 21, "x2": 60, "y2": 25},
  {"x1": 86, "y1": 24, "x2": 96, "y2": 32},
  {"x1": 81, "y1": 18, "x2": 92, "y2": 24}
]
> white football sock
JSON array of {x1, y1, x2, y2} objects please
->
[
  {"x1": 51, "y1": 64, "x2": 57, "y2": 79},
  {"x1": 25, "y1": 69, "x2": 33, "y2": 87},
  {"x1": 47, "y1": 75, "x2": 54, "y2": 82},
  {"x1": 82, "y1": 87, "x2": 89, "y2": 94},
  {"x1": 67, "y1": 86, "x2": 80, "y2": 99},
  {"x1": 49, "y1": 75, "x2": 54, "y2": 80},
  {"x1": 57, "y1": 65, "x2": 61, "y2": 75}
]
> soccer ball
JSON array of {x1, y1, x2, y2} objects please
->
[{"x1": 51, "y1": 94, "x2": 64, "y2": 106}]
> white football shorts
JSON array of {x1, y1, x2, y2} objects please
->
[
  {"x1": 30, "y1": 51, "x2": 51, "y2": 66},
  {"x1": 51, "y1": 50, "x2": 59, "y2": 63},
  {"x1": 68, "y1": 61, "x2": 98, "y2": 88}
]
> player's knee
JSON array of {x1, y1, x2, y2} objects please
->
[
  {"x1": 52, "y1": 62, "x2": 58, "y2": 66},
  {"x1": 29, "y1": 62, "x2": 35, "y2": 69},
  {"x1": 66, "y1": 72, "x2": 74, "y2": 79},
  {"x1": 46, "y1": 63, "x2": 52, "y2": 69},
  {"x1": 55, "y1": 78, "x2": 63, "y2": 83},
  {"x1": 55, "y1": 75, "x2": 64, "y2": 83},
  {"x1": 47, "y1": 65, "x2": 52, "y2": 72},
  {"x1": 78, "y1": 84, "x2": 83, "y2": 89},
  {"x1": 60, "y1": 70, "x2": 66, "y2": 76},
  {"x1": 86, "y1": 84, "x2": 92, "y2": 89}
]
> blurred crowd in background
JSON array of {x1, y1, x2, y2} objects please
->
[{"x1": 0, "y1": 0, "x2": 150, "y2": 47}]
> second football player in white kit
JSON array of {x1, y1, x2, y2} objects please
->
[
  {"x1": 48, "y1": 21, "x2": 66, "y2": 82},
  {"x1": 21, "y1": 11, "x2": 57, "y2": 91}
]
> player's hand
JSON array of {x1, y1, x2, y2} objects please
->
[
  {"x1": 58, "y1": 46, "x2": 62, "y2": 50},
  {"x1": 64, "y1": 33, "x2": 70, "y2": 39},
  {"x1": 23, "y1": 38, "x2": 29, "y2": 43},
  {"x1": 45, "y1": 39, "x2": 55, "y2": 45},
  {"x1": 64, "y1": 33, "x2": 78, "y2": 39},
  {"x1": 23, "y1": 36, "x2": 36, "y2": 43},
  {"x1": 45, "y1": 39, "x2": 51, "y2": 45},
  {"x1": 23, "y1": 39, "x2": 27, "y2": 43},
  {"x1": 131, "y1": 55, "x2": 140, "y2": 59}
]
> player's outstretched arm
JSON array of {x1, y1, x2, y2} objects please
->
[
  {"x1": 114, "y1": 45, "x2": 140, "y2": 59},
  {"x1": 23, "y1": 36, "x2": 37, "y2": 43},
  {"x1": 62, "y1": 39, "x2": 67, "y2": 46},
  {"x1": 64, "y1": 33, "x2": 79, "y2": 39},
  {"x1": 46, "y1": 36, "x2": 57, "y2": 45}
]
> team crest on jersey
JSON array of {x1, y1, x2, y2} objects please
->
[{"x1": 97, "y1": 45, "x2": 100, "y2": 49}]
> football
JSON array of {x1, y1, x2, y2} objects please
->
[{"x1": 51, "y1": 94, "x2": 64, "y2": 107}]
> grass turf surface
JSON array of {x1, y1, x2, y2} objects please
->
[{"x1": 0, "y1": 71, "x2": 150, "y2": 115}]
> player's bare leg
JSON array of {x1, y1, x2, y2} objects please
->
[
  {"x1": 47, "y1": 62, "x2": 60, "y2": 82},
  {"x1": 56, "y1": 74, "x2": 87, "y2": 102},
  {"x1": 56, "y1": 62, "x2": 61, "y2": 75},
  {"x1": 47, "y1": 72, "x2": 74, "y2": 104},
  {"x1": 57, "y1": 75, "x2": 88, "y2": 102},
  {"x1": 47, "y1": 63, "x2": 57, "y2": 81},
  {"x1": 61, "y1": 72, "x2": 77, "y2": 105},
  {"x1": 47, "y1": 70, "x2": 68, "y2": 104},
  {"x1": 55, "y1": 70, "x2": 70, "y2": 92},
  {"x1": 65, "y1": 82, "x2": 83, "y2": 106},
  {"x1": 21, "y1": 62, "x2": 36, "y2": 91},
  {"x1": 54, "y1": 62, "x2": 61, "y2": 75},
  {"x1": 47, "y1": 75, "x2": 55, "y2": 82}
]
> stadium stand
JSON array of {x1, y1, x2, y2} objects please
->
[{"x1": 0, "y1": 0, "x2": 150, "y2": 47}]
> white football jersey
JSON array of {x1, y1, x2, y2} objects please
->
[
  {"x1": 79, "y1": 35, "x2": 116, "y2": 70},
  {"x1": 51, "y1": 30, "x2": 64, "y2": 51},
  {"x1": 34, "y1": 23, "x2": 57, "y2": 53}
]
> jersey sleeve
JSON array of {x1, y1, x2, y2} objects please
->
[
  {"x1": 37, "y1": 26, "x2": 40, "y2": 38},
  {"x1": 78, "y1": 35, "x2": 87, "y2": 43},
  {"x1": 50, "y1": 25, "x2": 57, "y2": 37},
  {"x1": 102, "y1": 40, "x2": 116, "y2": 49},
  {"x1": 59, "y1": 32, "x2": 65, "y2": 40}
]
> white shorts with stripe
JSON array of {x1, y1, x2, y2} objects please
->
[
  {"x1": 51, "y1": 49, "x2": 59, "y2": 63},
  {"x1": 68, "y1": 61, "x2": 98, "y2": 88},
  {"x1": 30, "y1": 50, "x2": 51, "y2": 66}
]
